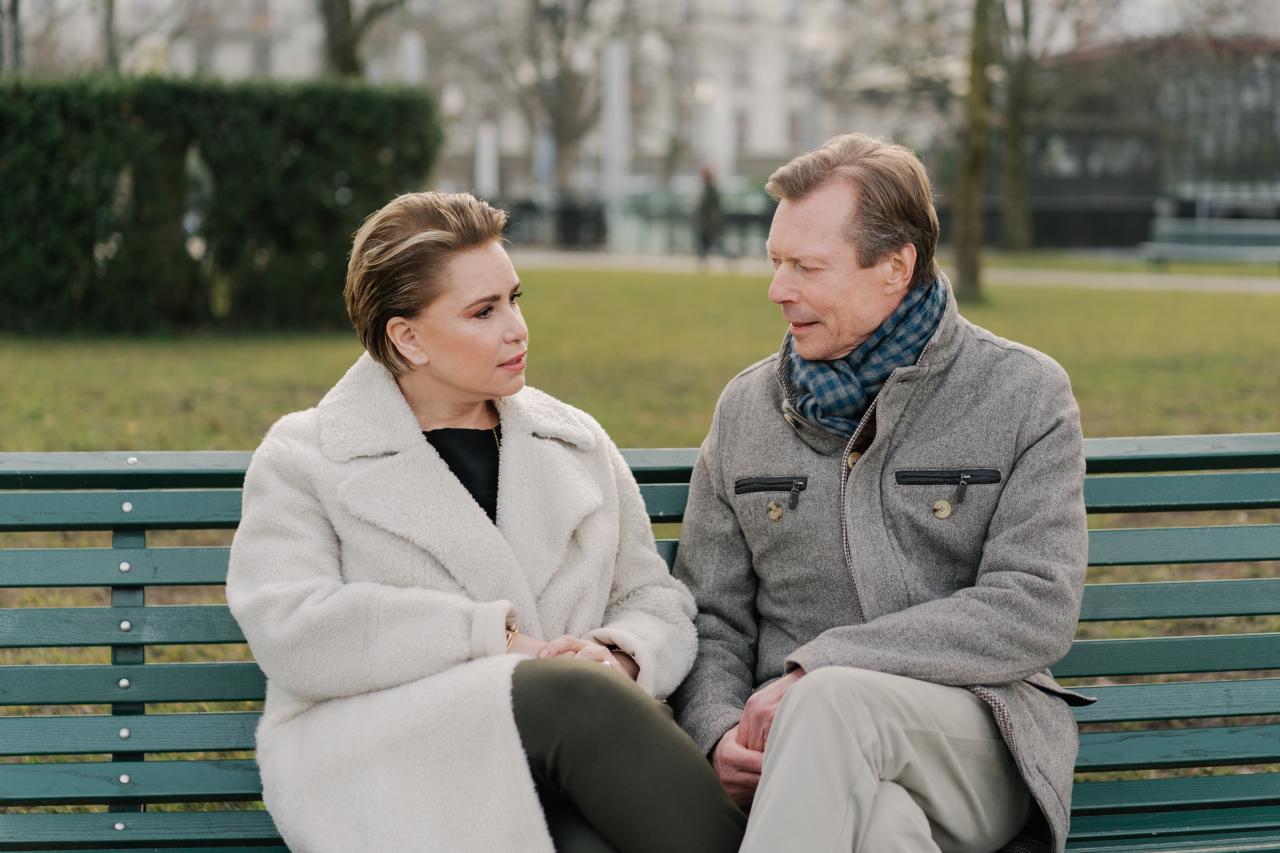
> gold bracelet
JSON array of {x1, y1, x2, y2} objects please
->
[{"x1": 505, "y1": 625, "x2": 518, "y2": 653}]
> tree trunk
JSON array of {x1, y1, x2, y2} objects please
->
[
  {"x1": 1001, "y1": 0, "x2": 1033, "y2": 251},
  {"x1": 953, "y1": 0, "x2": 994, "y2": 301},
  {"x1": 317, "y1": 0, "x2": 362, "y2": 76},
  {"x1": 7, "y1": 0, "x2": 21, "y2": 74},
  {"x1": 103, "y1": 0, "x2": 120, "y2": 73}
]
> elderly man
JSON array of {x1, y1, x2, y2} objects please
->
[{"x1": 670, "y1": 132, "x2": 1092, "y2": 853}]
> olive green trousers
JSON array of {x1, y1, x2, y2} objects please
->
[{"x1": 511, "y1": 657, "x2": 746, "y2": 853}]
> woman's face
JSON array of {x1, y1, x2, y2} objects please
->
[{"x1": 402, "y1": 240, "x2": 528, "y2": 403}]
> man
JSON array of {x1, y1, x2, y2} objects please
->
[{"x1": 670, "y1": 132, "x2": 1092, "y2": 853}]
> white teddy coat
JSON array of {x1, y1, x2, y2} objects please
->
[{"x1": 226, "y1": 353, "x2": 699, "y2": 852}]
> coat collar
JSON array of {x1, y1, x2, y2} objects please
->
[
  {"x1": 316, "y1": 352, "x2": 595, "y2": 463},
  {"x1": 316, "y1": 353, "x2": 600, "y2": 638}
]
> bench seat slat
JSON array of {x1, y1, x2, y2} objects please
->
[
  {"x1": 1085, "y1": 473, "x2": 1280, "y2": 513},
  {"x1": 1081, "y1": 577, "x2": 1280, "y2": 621},
  {"x1": 1076, "y1": 724, "x2": 1280, "y2": 771},
  {"x1": 0, "y1": 606, "x2": 244, "y2": 648},
  {"x1": 0, "y1": 811, "x2": 280, "y2": 849},
  {"x1": 1086, "y1": 525, "x2": 1280, "y2": 567},
  {"x1": 637, "y1": 483, "x2": 688, "y2": 521},
  {"x1": 0, "y1": 712, "x2": 259, "y2": 756},
  {"x1": 0, "y1": 492, "x2": 241, "y2": 532},
  {"x1": 1073, "y1": 771, "x2": 1280, "y2": 815},
  {"x1": 0, "y1": 663, "x2": 265, "y2": 705},
  {"x1": 0, "y1": 548, "x2": 231, "y2": 588},
  {"x1": 0, "y1": 759, "x2": 262, "y2": 806},
  {"x1": 1072, "y1": 678, "x2": 1280, "y2": 724},
  {"x1": 1056, "y1": 634, "x2": 1280, "y2": 678}
]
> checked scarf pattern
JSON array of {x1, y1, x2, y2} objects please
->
[{"x1": 788, "y1": 278, "x2": 946, "y2": 437}]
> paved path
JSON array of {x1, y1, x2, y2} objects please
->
[{"x1": 508, "y1": 249, "x2": 1280, "y2": 295}]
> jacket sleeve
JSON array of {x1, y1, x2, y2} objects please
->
[
  {"x1": 227, "y1": 435, "x2": 515, "y2": 703},
  {"x1": 584, "y1": 439, "x2": 698, "y2": 701},
  {"x1": 786, "y1": 363, "x2": 1088, "y2": 686},
  {"x1": 666, "y1": 401, "x2": 760, "y2": 754}
]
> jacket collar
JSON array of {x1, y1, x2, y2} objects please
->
[{"x1": 316, "y1": 352, "x2": 595, "y2": 463}]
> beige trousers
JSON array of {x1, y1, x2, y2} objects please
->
[{"x1": 740, "y1": 667, "x2": 1031, "y2": 853}]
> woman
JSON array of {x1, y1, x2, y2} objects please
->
[{"x1": 227, "y1": 192, "x2": 745, "y2": 852}]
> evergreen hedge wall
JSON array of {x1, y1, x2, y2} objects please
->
[{"x1": 0, "y1": 76, "x2": 442, "y2": 333}]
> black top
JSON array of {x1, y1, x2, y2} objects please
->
[{"x1": 424, "y1": 426, "x2": 501, "y2": 523}]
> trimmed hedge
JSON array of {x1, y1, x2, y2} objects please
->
[{"x1": 0, "y1": 76, "x2": 442, "y2": 332}]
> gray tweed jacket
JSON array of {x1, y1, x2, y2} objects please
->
[{"x1": 670, "y1": 276, "x2": 1091, "y2": 853}]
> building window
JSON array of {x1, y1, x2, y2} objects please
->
[
  {"x1": 733, "y1": 54, "x2": 750, "y2": 88},
  {"x1": 788, "y1": 108, "x2": 805, "y2": 147},
  {"x1": 194, "y1": 36, "x2": 216, "y2": 76},
  {"x1": 735, "y1": 109, "x2": 750, "y2": 154}
]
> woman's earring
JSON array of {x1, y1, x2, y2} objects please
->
[{"x1": 411, "y1": 353, "x2": 428, "y2": 366}]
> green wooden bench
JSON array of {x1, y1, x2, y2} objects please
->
[
  {"x1": 2, "y1": 434, "x2": 1278, "y2": 851},
  {"x1": 1141, "y1": 217, "x2": 1280, "y2": 266}
]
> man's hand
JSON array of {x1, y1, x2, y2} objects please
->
[
  {"x1": 738, "y1": 668, "x2": 805, "y2": 752},
  {"x1": 712, "y1": 724, "x2": 763, "y2": 808}
]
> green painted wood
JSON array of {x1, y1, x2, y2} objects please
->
[
  {"x1": 620, "y1": 448, "x2": 698, "y2": 483},
  {"x1": 0, "y1": 712, "x2": 259, "y2": 756},
  {"x1": 0, "y1": 810, "x2": 279, "y2": 849},
  {"x1": 656, "y1": 538, "x2": 678, "y2": 569},
  {"x1": 1070, "y1": 804, "x2": 1280, "y2": 841},
  {"x1": 0, "y1": 759, "x2": 262, "y2": 805},
  {"x1": 1084, "y1": 473, "x2": 1280, "y2": 513},
  {"x1": 0, "y1": 606, "x2": 244, "y2": 648},
  {"x1": 1067, "y1": 828, "x2": 1280, "y2": 852},
  {"x1": 1082, "y1": 434, "x2": 1280, "y2": 474},
  {"x1": 1072, "y1": 678, "x2": 1280, "y2": 724},
  {"x1": 0, "y1": 547, "x2": 231, "y2": 589},
  {"x1": 1073, "y1": 771, "x2": 1280, "y2": 815},
  {"x1": 638, "y1": 483, "x2": 689, "y2": 522},
  {"x1": 1057, "y1": 634, "x2": 1280, "y2": 678},
  {"x1": 0, "y1": 491, "x2": 242, "y2": 532},
  {"x1": 0, "y1": 663, "x2": 265, "y2": 705},
  {"x1": 1086, "y1": 525, "x2": 1280, "y2": 567},
  {"x1": 33, "y1": 848, "x2": 287, "y2": 853},
  {"x1": 1076, "y1": 724, "x2": 1280, "y2": 771},
  {"x1": 0, "y1": 452, "x2": 253, "y2": 490},
  {"x1": 1081, "y1": 578, "x2": 1280, "y2": 621}
]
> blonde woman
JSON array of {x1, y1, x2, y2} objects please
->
[{"x1": 227, "y1": 192, "x2": 745, "y2": 852}]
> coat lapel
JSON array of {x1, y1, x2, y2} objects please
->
[
  {"x1": 319, "y1": 354, "x2": 539, "y2": 632},
  {"x1": 315, "y1": 354, "x2": 604, "y2": 636},
  {"x1": 494, "y1": 389, "x2": 603, "y2": 599}
]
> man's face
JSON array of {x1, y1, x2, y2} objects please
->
[{"x1": 766, "y1": 179, "x2": 909, "y2": 361}]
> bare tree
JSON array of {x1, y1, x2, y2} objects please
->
[
  {"x1": 4, "y1": 0, "x2": 22, "y2": 74},
  {"x1": 100, "y1": 0, "x2": 198, "y2": 73},
  {"x1": 316, "y1": 0, "x2": 409, "y2": 77},
  {"x1": 953, "y1": 0, "x2": 997, "y2": 300}
]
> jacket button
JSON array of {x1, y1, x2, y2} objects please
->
[
  {"x1": 932, "y1": 500, "x2": 953, "y2": 519},
  {"x1": 767, "y1": 501, "x2": 784, "y2": 521},
  {"x1": 845, "y1": 451, "x2": 862, "y2": 469}
]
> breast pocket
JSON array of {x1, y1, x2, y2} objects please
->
[
  {"x1": 731, "y1": 475, "x2": 810, "y2": 558},
  {"x1": 894, "y1": 468, "x2": 1001, "y2": 520},
  {"x1": 887, "y1": 468, "x2": 1004, "y2": 589}
]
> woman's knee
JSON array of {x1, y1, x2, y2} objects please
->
[{"x1": 512, "y1": 657, "x2": 645, "y2": 726}]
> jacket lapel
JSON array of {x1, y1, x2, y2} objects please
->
[
  {"x1": 318, "y1": 354, "x2": 540, "y2": 632},
  {"x1": 494, "y1": 389, "x2": 603, "y2": 598}
]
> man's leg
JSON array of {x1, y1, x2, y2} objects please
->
[{"x1": 740, "y1": 667, "x2": 1030, "y2": 853}]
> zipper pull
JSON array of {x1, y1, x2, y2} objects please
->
[
  {"x1": 955, "y1": 472, "x2": 971, "y2": 505},
  {"x1": 789, "y1": 479, "x2": 803, "y2": 509}
]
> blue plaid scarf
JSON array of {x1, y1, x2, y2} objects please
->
[{"x1": 788, "y1": 278, "x2": 946, "y2": 437}]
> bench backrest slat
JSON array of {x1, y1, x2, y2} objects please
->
[
  {"x1": 0, "y1": 547, "x2": 231, "y2": 588},
  {"x1": 0, "y1": 712, "x2": 259, "y2": 756},
  {"x1": 0, "y1": 662, "x2": 265, "y2": 705},
  {"x1": 1073, "y1": 678, "x2": 1280, "y2": 724},
  {"x1": 0, "y1": 606, "x2": 243, "y2": 648},
  {"x1": 0, "y1": 759, "x2": 262, "y2": 807}
]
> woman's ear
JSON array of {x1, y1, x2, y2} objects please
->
[{"x1": 386, "y1": 317, "x2": 428, "y2": 366}]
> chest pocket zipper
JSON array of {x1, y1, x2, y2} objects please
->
[
  {"x1": 734, "y1": 476, "x2": 809, "y2": 509},
  {"x1": 894, "y1": 469, "x2": 1001, "y2": 505}
]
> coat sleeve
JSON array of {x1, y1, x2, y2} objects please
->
[
  {"x1": 666, "y1": 400, "x2": 760, "y2": 754},
  {"x1": 583, "y1": 439, "x2": 698, "y2": 701},
  {"x1": 785, "y1": 363, "x2": 1088, "y2": 685},
  {"x1": 227, "y1": 435, "x2": 515, "y2": 703}
]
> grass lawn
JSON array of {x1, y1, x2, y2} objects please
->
[{"x1": 2, "y1": 269, "x2": 1278, "y2": 452}]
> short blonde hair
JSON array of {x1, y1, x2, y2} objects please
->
[
  {"x1": 344, "y1": 191, "x2": 508, "y2": 374},
  {"x1": 765, "y1": 133, "x2": 939, "y2": 288}
]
